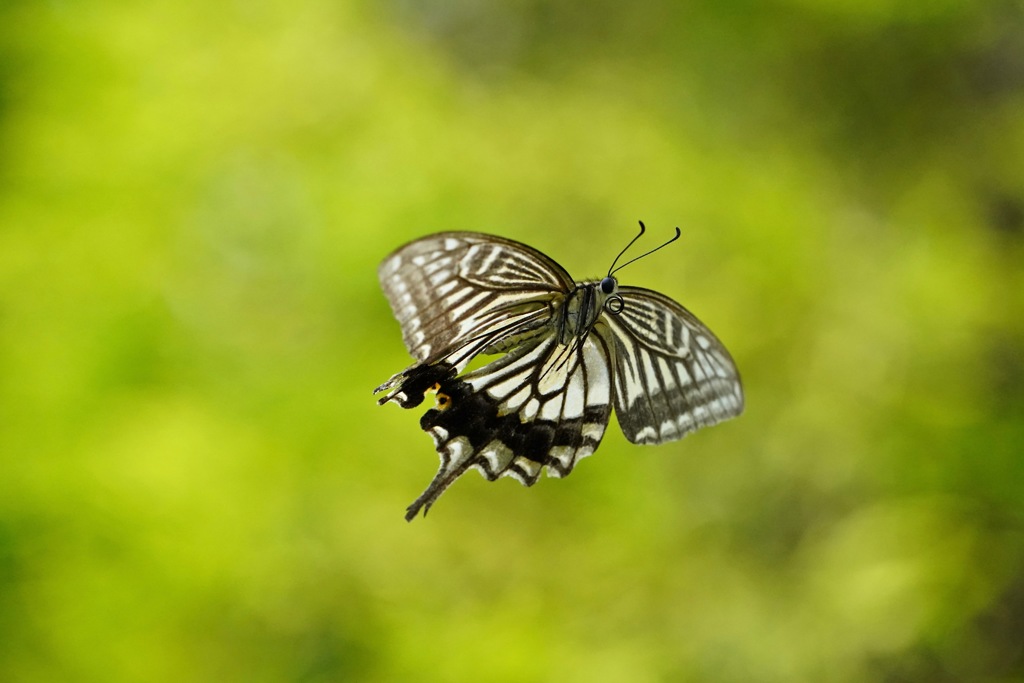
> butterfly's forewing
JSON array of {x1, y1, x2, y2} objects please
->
[
  {"x1": 597, "y1": 286, "x2": 743, "y2": 444},
  {"x1": 378, "y1": 232, "x2": 574, "y2": 363},
  {"x1": 406, "y1": 333, "x2": 613, "y2": 520}
]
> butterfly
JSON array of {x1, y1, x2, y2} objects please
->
[{"x1": 374, "y1": 222, "x2": 743, "y2": 520}]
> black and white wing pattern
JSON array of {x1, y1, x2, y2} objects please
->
[
  {"x1": 377, "y1": 232, "x2": 572, "y2": 367},
  {"x1": 408, "y1": 333, "x2": 613, "y2": 521},
  {"x1": 374, "y1": 228, "x2": 743, "y2": 521},
  {"x1": 596, "y1": 287, "x2": 744, "y2": 444}
]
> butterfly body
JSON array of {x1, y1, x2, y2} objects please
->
[{"x1": 375, "y1": 228, "x2": 743, "y2": 520}]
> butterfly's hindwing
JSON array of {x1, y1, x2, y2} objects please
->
[
  {"x1": 405, "y1": 335, "x2": 612, "y2": 520},
  {"x1": 598, "y1": 286, "x2": 743, "y2": 444}
]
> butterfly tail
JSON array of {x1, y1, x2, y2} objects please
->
[{"x1": 405, "y1": 463, "x2": 469, "y2": 521}]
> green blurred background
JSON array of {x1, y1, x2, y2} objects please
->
[{"x1": 2, "y1": 0, "x2": 1023, "y2": 681}]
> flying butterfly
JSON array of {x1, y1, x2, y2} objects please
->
[{"x1": 374, "y1": 222, "x2": 743, "y2": 520}]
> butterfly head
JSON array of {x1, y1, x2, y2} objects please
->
[
  {"x1": 599, "y1": 222, "x2": 681, "y2": 317},
  {"x1": 599, "y1": 276, "x2": 625, "y2": 315}
]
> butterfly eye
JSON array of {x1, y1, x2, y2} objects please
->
[{"x1": 600, "y1": 276, "x2": 617, "y2": 294}]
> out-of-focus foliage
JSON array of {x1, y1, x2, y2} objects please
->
[{"x1": 1, "y1": 0, "x2": 1023, "y2": 681}]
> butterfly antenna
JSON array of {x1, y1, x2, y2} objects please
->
[
  {"x1": 606, "y1": 221, "x2": 647, "y2": 275},
  {"x1": 609, "y1": 222, "x2": 681, "y2": 276}
]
